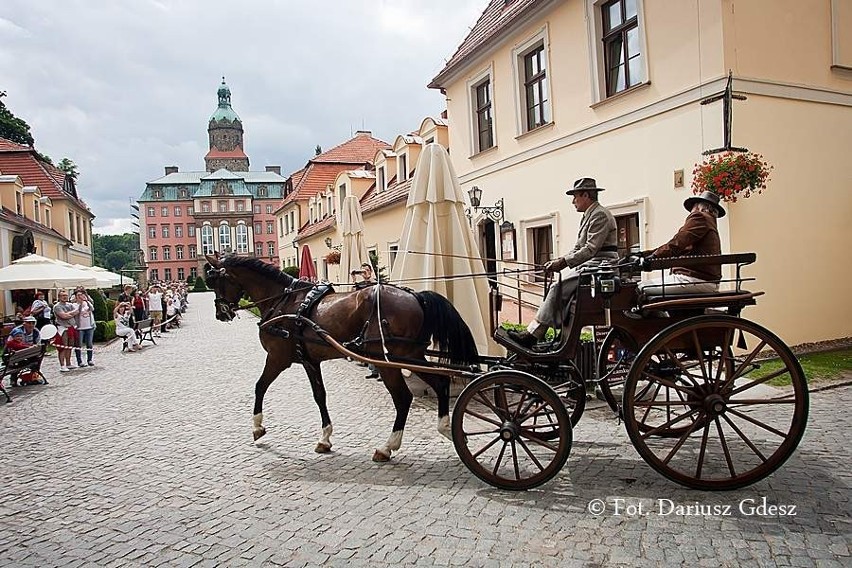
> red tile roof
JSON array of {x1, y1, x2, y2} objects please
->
[
  {"x1": 429, "y1": 0, "x2": 542, "y2": 89},
  {"x1": 297, "y1": 215, "x2": 336, "y2": 240},
  {"x1": 0, "y1": 137, "x2": 91, "y2": 212},
  {"x1": 312, "y1": 132, "x2": 390, "y2": 164},
  {"x1": 362, "y1": 178, "x2": 411, "y2": 215}
]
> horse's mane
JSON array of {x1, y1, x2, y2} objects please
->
[{"x1": 221, "y1": 256, "x2": 294, "y2": 286}]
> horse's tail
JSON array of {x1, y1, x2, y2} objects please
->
[{"x1": 415, "y1": 290, "x2": 479, "y2": 367}]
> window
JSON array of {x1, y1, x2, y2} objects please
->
[
  {"x1": 161, "y1": 207, "x2": 169, "y2": 217},
  {"x1": 279, "y1": 217, "x2": 285, "y2": 236},
  {"x1": 174, "y1": 206, "x2": 182, "y2": 216},
  {"x1": 377, "y1": 166, "x2": 386, "y2": 192},
  {"x1": 187, "y1": 206, "x2": 194, "y2": 215},
  {"x1": 602, "y1": 0, "x2": 643, "y2": 97},
  {"x1": 153, "y1": 190, "x2": 162, "y2": 199},
  {"x1": 290, "y1": 212, "x2": 295, "y2": 232},
  {"x1": 175, "y1": 224, "x2": 183, "y2": 238},
  {"x1": 45, "y1": 209, "x2": 51, "y2": 228},
  {"x1": 177, "y1": 268, "x2": 185, "y2": 281},
  {"x1": 398, "y1": 153, "x2": 408, "y2": 182},
  {"x1": 265, "y1": 204, "x2": 273, "y2": 214},
  {"x1": 176, "y1": 245, "x2": 184, "y2": 260},
  {"x1": 148, "y1": 225, "x2": 157, "y2": 238},
  {"x1": 69, "y1": 212, "x2": 75, "y2": 241},
  {"x1": 254, "y1": 204, "x2": 261, "y2": 214},
  {"x1": 236, "y1": 200, "x2": 245, "y2": 212},
  {"x1": 388, "y1": 243, "x2": 399, "y2": 271},
  {"x1": 218, "y1": 224, "x2": 231, "y2": 251},
  {"x1": 163, "y1": 246, "x2": 171, "y2": 260},
  {"x1": 179, "y1": 188, "x2": 188, "y2": 199},
  {"x1": 149, "y1": 246, "x2": 158, "y2": 261},
  {"x1": 473, "y1": 78, "x2": 494, "y2": 152},
  {"x1": 34, "y1": 201, "x2": 40, "y2": 223},
  {"x1": 150, "y1": 269, "x2": 159, "y2": 281},
  {"x1": 254, "y1": 222, "x2": 261, "y2": 235},
  {"x1": 266, "y1": 221, "x2": 274, "y2": 234},
  {"x1": 189, "y1": 244, "x2": 197, "y2": 259},
  {"x1": 164, "y1": 268, "x2": 172, "y2": 281},
  {"x1": 267, "y1": 242, "x2": 275, "y2": 257},
  {"x1": 14, "y1": 192, "x2": 22, "y2": 215},
  {"x1": 522, "y1": 43, "x2": 549, "y2": 130},
  {"x1": 218, "y1": 201, "x2": 227, "y2": 213},
  {"x1": 162, "y1": 225, "x2": 169, "y2": 238},
  {"x1": 529, "y1": 226, "x2": 553, "y2": 283},
  {"x1": 258, "y1": 185, "x2": 267, "y2": 197},
  {"x1": 188, "y1": 225, "x2": 195, "y2": 237},
  {"x1": 147, "y1": 207, "x2": 156, "y2": 217},
  {"x1": 326, "y1": 193, "x2": 333, "y2": 216},
  {"x1": 201, "y1": 201, "x2": 211, "y2": 213},
  {"x1": 255, "y1": 242, "x2": 262, "y2": 254},
  {"x1": 236, "y1": 224, "x2": 249, "y2": 253},
  {"x1": 201, "y1": 225, "x2": 214, "y2": 255},
  {"x1": 190, "y1": 267, "x2": 197, "y2": 279}
]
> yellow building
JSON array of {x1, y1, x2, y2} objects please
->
[{"x1": 428, "y1": 0, "x2": 852, "y2": 346}]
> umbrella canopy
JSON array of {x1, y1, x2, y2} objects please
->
[
  {"x1": 339, "y1": 195, "x2": 370, "y2": 289},
  {"x1": 390, "y1": 143, "x2": 494, "y2": 355},
  {"x1": 70, "y1": 264, "x2": 119, "y2": 288},
  {"x1": 88, "y1": 266, "x2": 132, "y2": 287},
  {"x1": 0, "y1": 254, "x2": 100, "y2": 291},
  {"x1": 299, "y1": 245, "x2": 318, "y2": 282}
]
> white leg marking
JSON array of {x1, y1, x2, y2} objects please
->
[
  {"x1": 319, "y1": 424, "x2": 333, "y2": 446},
  {"x1": 252, "y1": 413, "x2": 265, "y2": 439},
  {"x1": 437, "y1": 415, "x2": 451, "y2": 440},
  {"x1": 378, "y1": 430, "x2": 404, "y2": 457}
]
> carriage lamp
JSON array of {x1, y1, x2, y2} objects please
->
[
  {"x1": 324, "y1": 237, "x2": 333, "y2": 248},
  {"x1": 466, "y1": 186, "x2": 504, "y2": 221}
]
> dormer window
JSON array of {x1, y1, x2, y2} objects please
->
[
  {"x1": 179, "y1": 187, "x2": 189, "y2": 198},
  {"x1": 258, "y1": 185, "x2": 267, "y2": 197},
  {"x1": 377, "y1": 166, "x2": 386, "y2": 192},
  {"x1": 153, "y1": 189, "x2": 162, "y2": 199},
  {"x1": 15, "y1": 191, "x2": 22, "y2": 215},
  {"x1": 398, "y1": 153, "x2": 408, "y2": 182}
]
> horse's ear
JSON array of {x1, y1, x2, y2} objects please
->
[{"x1": 205, "y1": 254, "x2": 220, "y2": 268}]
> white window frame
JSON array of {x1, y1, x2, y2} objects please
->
[
  {"x1": 218, "y1": 222, "x2": 232, "y2": 252},
  {"x1": 147, "y1": 207, "x2": 155, "y2": 218},
  {"x1": 189, "y1": 244, "x2": 197, "y2": 259},
  {"x1": 176, "y1": 245, "x2": 184, "y2": 260},
  {"x1": 163, "y1": 246, "x2": 171, "y2": 261},
  {"x1": 607, "y1": 195, "x2": 648, "y2": 253},
  {"x1": 149, "y1": 246, "x2": 158, "y2": 261},
  {"x1": 585, "y1": 0, "x2": 649, "y2": 104},
  {"x1": 236, "y1": 223, "x2": 249, "y2": 253},
  {"x1": 511, "y1": 26, "x2": 552, "y2": 135},
  {"x1": 398, "y1": 152, "x2": 408, "y2": 182},
  {"x1": 466, "y1": 64, "x2": 496, "y2": 155},
  {"x1": 377, "y1": 166, "x2": 386, "y2": 192},
  {"x1": 388, "y1": 242, "x2": 399, "y2": 272},
  {"x1": 201, "y1": 224, "x2": 215, "y2": 255}
]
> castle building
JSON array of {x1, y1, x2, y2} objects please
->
[{"x1": 138, "y1": 79, "x2": 285, "y2": 283}]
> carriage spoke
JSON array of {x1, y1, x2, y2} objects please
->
[
  {"x1": 462, "y1": 408, "x2": 503, "y2": 429},
  {"x1": 639, "y1": 371, "x2": 696, "y2": 397},
  {"x1": 640, "y1": 408, "x2": 703, "y2": 440},
  {"x1": 714, "y1": 417, "x2": 737, "y2": 477},
  {"x1": 516, "y1": 400, "x2": 558, "y2": 424},
  {"x1": 511, "y1": 440, "x2": 521, "y2": 480},
  {"x1": 727, "y1": 398, "x2": 797, "y2": 405},
  {"x1": 472, "y1": 435, "x2": 502, "y2": 459},
  {"x1": 722, "y1": 339, "x2": 768, "y2": 389},
  {"x1": 473, "y1": 391, "x2": 506, "y2": 420},
  {"x1": 726, "y1": 407, "x2": 788, "y2": 438},
  {"x1": 695, "y1": 420, "x2": 712, "y2": 479},
  {"x1": 639, "y1": 382, "x2": 663, "y2": 424},
  {"x1": 661, "y1": 414, "x2": 703, "y2": 465},
  {"x1": 492, "y1": 441, "x2": 509, "y2": 476},
  {"x1": 462, "y1": 428, "x2": 501, "y2": 436},
  {"x1": 516, "y1": 438, "x2": 546, "y2": 472},
  {"x1": 721, "y1": 414, "x2": 768, "y2": 462},
  {"x1": 634, "y1": 400, "x2": 701, "y2": 407},
  {"x1": 729, "y1": 367, "x2": 791, "y2": 396},
  {"x1": 518, "y1": 433, "x2": 562, "y2": 453},
  {"x1": 662, "y1": 347, "x2": 702, "y2": 388},
  {"x1": 511, "y1": 391, "x2": 529, "y2": 421},
  {"x1": 714, "y1": 328, "x2": 734, "y2": 387},
  {"x1": 691, "y1": 331, "x2": 710, "y2": 381}
]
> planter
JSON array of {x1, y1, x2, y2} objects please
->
[{"x1": 691, "y1": 151, "x2": 772, "y2": 202}]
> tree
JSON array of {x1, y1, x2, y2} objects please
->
[
  {"x1": 368, "y1": 250, "x2": 388, "y2": 283},
  {"x1": 105, "y1": 250, "x2": 131, "y2": 272},
  {"x1": 93, "y1": 233, "x2": 138, "y2": 268},
  {"x1": 57, "y1": 157, "x2": 79, "y2": 180},
  {"x1": 192, "y1": 277, "x2": 208, "y2": 292},
  {"x1": 0, "y1": 92, "x2": 35, "y2": 146}
]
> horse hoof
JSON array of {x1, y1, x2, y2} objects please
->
[
  {"x1": 372, "y1": 449, "x2": 391, "y2": 462},
  {"x1": 252, "y1": 427, "x2": 266, "y2": 441},
  {"x1": 315, "y1": 442, "x2": 332, "y2": 453}
]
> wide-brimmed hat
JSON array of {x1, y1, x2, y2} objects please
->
[
  {"x1": 684, "y1": 190, "x2": 726, "y2": 218},
  {"x1": 23, "y1": 315, "x2": 37, "y2": 323},
  {"x1": 566, "y1": 177, "x2": 605, "y2": 195}
]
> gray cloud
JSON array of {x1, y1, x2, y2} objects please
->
[{"x1": 1, "y1": 0, "x2": 487, "y2": 234}]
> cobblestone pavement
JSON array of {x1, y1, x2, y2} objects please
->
[{"x1": 1, "y1": 292, "x2": 849, "y2": 567}]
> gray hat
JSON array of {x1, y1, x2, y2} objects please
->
[
  {"x1": 23, "y1": 315, "x2": 37, "y2": 322},
  {"x1": 566, "y1": 177, "x2": 605, "y2": 195},
  {"x1": 684, "y1": 190, "x2": 726, "y2": 218}
]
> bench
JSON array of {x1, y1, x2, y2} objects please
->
[
  {"x1": 1, "y1": 344, "x2": 47, "y2": 402},
  {"x1": 121, "y1": 318, "x2": 156, "y2": 351}
]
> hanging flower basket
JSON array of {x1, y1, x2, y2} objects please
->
[
  {"x1": 691, "y1": 151, "x2": 773, "y2": 203},
  {"x1": 325, "y1": 250, "x2": 341, "y2": 265}
]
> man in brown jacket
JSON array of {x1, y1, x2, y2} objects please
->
[{"x1": 639, "y1": 190, "x2": 725, "y2": 296}]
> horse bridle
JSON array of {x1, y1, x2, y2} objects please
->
[{"x1": 209, "y1": 266, "x2": 306, "y2": 322}]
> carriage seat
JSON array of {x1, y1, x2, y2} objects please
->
[{"x1": 639, "y1": 290, "x2": 764, "y2": 314}]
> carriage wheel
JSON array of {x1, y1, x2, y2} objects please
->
[
  {"x1": 596, "y1": 328, "x2": 637, "y2": 413},
  {"x1": 623, "y1": 315, "x2": 808, "y2": 490},
  {"x1": 452, "y1": 370, "x2": 572, "y2": 490}
]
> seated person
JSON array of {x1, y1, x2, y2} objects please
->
[
  {"x1": 639, "y1": 190, "x2": 725, "y2": 297},
  {"x1": 114, "y1": 303, "x2": 142, "y2": 351},
  {"x1": 4, "y1": 315, "x2": 42, "y2": 385}
]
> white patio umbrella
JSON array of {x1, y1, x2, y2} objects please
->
[
  {"x1": 390, "y1": 143, "x2": 494, "y2": 355},
  {"x1": 70, "y1": 264, "x2": 119, "y2": 288},
  {"x1": 0, "y1": 254, "x2": 99, "y2": 290},
  {"x1": 339, "y1": 194, "x2": 370, "y2": 290}
]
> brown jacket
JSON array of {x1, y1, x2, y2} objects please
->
[{"x1": 653, "y1": 211, "x2": 721, "y2": 282}]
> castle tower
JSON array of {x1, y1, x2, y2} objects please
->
[{"x1": 204, "y1": 78, "x2": 250, "y2": 172}]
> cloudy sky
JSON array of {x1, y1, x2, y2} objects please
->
[{"x1": 1, "y1": 0, "x2": 488, "y2": 234}]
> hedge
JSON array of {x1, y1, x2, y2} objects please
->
[
  {"x1": 94, "y1": 320, "x2": 117, "y2": 342},
  {"x1": 192, "y1": 277, "x2": 208, "y2": 292}
]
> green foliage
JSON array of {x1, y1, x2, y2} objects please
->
[
  {"x1": 105, "y1": 299, "x2": 117, "y2": 317},
  {"x1": 239, "y1": 298, "x2": 260, "y2": 317},
  {"x1": 0, "y1": 92, "x2": 34, "y2": 146},
  {"x1": 88, "y1": 289, "x2": 108, "y2": 322},
  {"x1": 742, "y1": 348, "x2": 852, "y2": 386},
  {"x1": 192, "y1": 277, "x2": 208, "y2": 292},
  {"x1": 105, "y1": 250, "x2": 132, "y2": 272},
  {"x1": 186, "y1": 275, "x2": 196, "y2": 286},
  {"x1": 57, "y1": 157, "x2": 79, "y2": 180},
  {"x1": 283, "y1": 265, "x2": 300, "y2": 278},
  {"x1": 500, "y1": 321, "x2": 593, "y2": 343},
  {"x1": 93, "y1": 233, "x2": 139, "y2": 270},
  {"x1": 368, "y1": 250, "x2": 388, "y2": 283},
  {"x1": 94, "y1": 320, "x2": 117, "y2": 342}
]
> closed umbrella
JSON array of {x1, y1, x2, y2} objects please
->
[
  {"x1": 299, "y1": 245, "x2": 318, "y2": 282},
  {"x1": 339, "y1": 195, "x2": 370, "y2": 290},
  {"x1": 390, "y1": 143, "x2": 494, "y2": 355},
  {"x1": 0, "y1": 253, "x2": 99, "y2": 290}
]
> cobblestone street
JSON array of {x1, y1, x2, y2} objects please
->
[{"x1": 1, "y1": 292, "x2": 850, "y2": 567}]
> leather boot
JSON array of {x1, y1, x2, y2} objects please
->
[{"x1": 507, "y1": 329, "x2": 538, "y2": 348}]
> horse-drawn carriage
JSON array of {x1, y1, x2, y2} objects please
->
[{"x1": 205, "y1": 251, "x2": 808, "y2": 492}]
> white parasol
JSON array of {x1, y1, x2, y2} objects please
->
[
  {"x1": 0, "y1": 254, "x2": 99, "y2": 290},
  {"x1": 339, "y1": 195, "x2": 370, "y2": 290},
  {"x1": 390, "y1": 143, "x2": 494, "y2": 355}
]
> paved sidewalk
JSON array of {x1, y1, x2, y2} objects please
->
[{"x1": 0, "y1": 292, "x2": 849, "y2": 567}]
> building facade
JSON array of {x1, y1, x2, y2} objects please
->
[
  {"x1": 428, "y1": 0, "x2": 852, "y2": 346},
  {"x1": 138, "y1": 80, "x2": 286, "y2": 283}
]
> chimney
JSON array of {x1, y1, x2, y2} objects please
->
[
  {"x1": 265, "y1": 165, "x2": 281, "y2": 175},
  {"x1": 164, "y1": 166, "x2": 179, "y2": 175},
  {"x1": 355, "y1": 130, "x2": 372, "y2": 137}
]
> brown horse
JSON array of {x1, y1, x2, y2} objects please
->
[{"x1": 204, "y1": 254, "x2": 479, "y2": 461}]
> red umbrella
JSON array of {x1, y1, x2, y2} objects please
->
[{"x1": 299, "y1": 245, "x2": 318, "y2": 282}]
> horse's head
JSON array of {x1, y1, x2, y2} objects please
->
[{"x1": 204, "y1": 254, "x2": 242, "y2": 322}]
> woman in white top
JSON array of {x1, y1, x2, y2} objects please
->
[
  {"x1": 74, "y1": 289, "x2": 96, "y2": 367},
  {"x1": 114, "y1": 303, "x2": 141, "y2": 351}
]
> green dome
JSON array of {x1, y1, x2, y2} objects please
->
[{"x1": 209, "y1": 77, "x2": 241, "y2": 123}]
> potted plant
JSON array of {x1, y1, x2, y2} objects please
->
[
  {"x1": 325, "y1": 250, "x2": 341, "y2": 265},
  {"x1": 691, "y1": 151, "x2": 773, "y2": 202}
]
